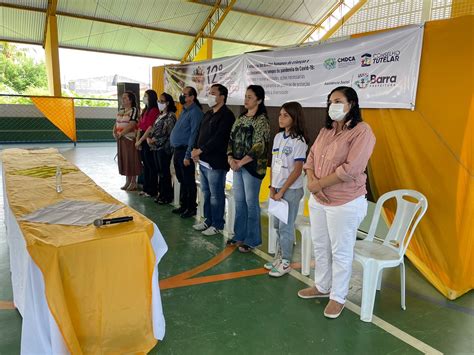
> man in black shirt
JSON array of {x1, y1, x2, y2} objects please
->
[{"x1": 191, "y1": 84, "x2": 235, "y2": 235}]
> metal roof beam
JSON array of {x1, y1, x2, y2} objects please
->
[
  {"x1": 0, "y1": 2, "x2": 275, "y2": 50},
  {"x1": 0, "y1": 2, "x2": 45, "y2": 12},
  {"x1": 42, "y1": 0, "x2": 58, "y2": 46},
  {"x1": 188, "y1": 0, "x2": 313, "y2": 27},
  {"x1": 299, "y1": 0, "x2": 369, "y2": 44},
  {"x1": 298, "y1": 0, "x2": 343, "y2": 44},
  {"x1": 181, "y1": 0, "x2": 236, "y2": 62},
  {"x1": 320, "y1": 0, "x2": 368, "y2": 41}
]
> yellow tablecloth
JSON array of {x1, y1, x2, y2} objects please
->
[{"x1": 2, "y1": 148, "x2": 158, "y2": 354}]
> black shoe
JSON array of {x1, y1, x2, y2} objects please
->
[
  {"x1": 158, "y1": 199, "x2": 172, "y2": 205},
  {"x1": 180, "y1": 209, "x2": 197, "y2": 218},
  {"x1": 172, "y1": 207, "x2": 186, "y2": 214}
]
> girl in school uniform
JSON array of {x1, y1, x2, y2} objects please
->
[{"x1": 265, "y1": 101, "x2": 308, "y2": 277}]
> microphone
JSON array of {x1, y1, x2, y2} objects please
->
[{"x1": 93, "y1": 216, "x2": 133, "y2": 227}]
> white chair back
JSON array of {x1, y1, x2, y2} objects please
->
[{"x1": 365, "y1": 189, "x2": 428, "y2": 258}]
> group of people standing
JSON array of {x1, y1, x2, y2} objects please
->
[
  {"x1": 114, "y1": 84, "x2": 375, "y2": 319},
  {"x1": 113, "y1": 90, "x2": 176, "y2": 203}
]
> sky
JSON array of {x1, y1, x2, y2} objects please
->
[{"x1": 17, "y1": 44, "x2": 177, "y2": 85}]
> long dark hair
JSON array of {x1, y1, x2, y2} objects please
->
[
  {"x1": 143, "y1": 89, "x2": 158, "y2": 113},
  {"x1": 279, "y1": 101, "x2": 307, "y2": 142},
  {"x1": 243, "y1": 85, "x2": 267, "y2": 117},
  {"x1": 325, "y1": 86, "x2": 362, "y2": 130},
  {"x1": 123, "y1": 91, "x2": 137, "y2": 109},
  {"x1": 185, "y1": 86, "x2": 202, "y2": 110},
  {"x1": 161, "y1": 92, "x2": 177, "y2": 113}
]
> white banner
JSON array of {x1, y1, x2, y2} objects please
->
[
  {"x1": 164, "y1": 55, "x2": 246, "y2": 106},
  {"x1": 164, "y1": 25, "x2": 424, "y2": 109}
]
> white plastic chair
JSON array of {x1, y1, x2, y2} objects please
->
[
  {"x1": 354, "y1": 189, "x2": 428, "y2": 322},
  {"x1": 294, "y1": 183, "x2": 311, "y2": 276},
  {"x1": 224, "y1": 188, "x2": 235, "y2": 236},
  {"x1": 172, "y1": 174, "x2": 180, "y2": 207},
  {"x1": 268, "y1": 176, "x2": 308, "y2": 255}
]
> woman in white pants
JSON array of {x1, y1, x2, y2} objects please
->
[{"x1": 298, "y1": 86, "x2": 376, "y2": 319}]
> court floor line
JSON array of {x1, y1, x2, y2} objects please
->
[
  {"x1": 0, "y1": 301, "x2": 14, "y2": 310},
  {"x1": 252, "y1": 248, "x2": 443, "y2": 355},
  {"x1": 160, "y1": 268, "x2": 269, "y2": 290}
]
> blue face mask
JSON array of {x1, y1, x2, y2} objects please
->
[{"x1": 179, "y1": 94, "x2": 186, "y2": 105}]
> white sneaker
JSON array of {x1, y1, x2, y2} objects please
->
[
  {"x1": 269, "y1": 259, "x2": 291, "y2": 277},
  {"x1": 264, "y1": 257, "x2": 281, "y2": 270},
  {"x1": 202, "y1": 226, "x2": 220, "y2": 236},
  {"x1": 192, "y1": 222, "x2": 208, "y2": 231}
]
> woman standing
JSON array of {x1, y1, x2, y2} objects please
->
[
  {"x1": 298, "y1": 86, "x2": 376, "y2": 319},
  {"x1": 226, "y1": 85, "x2": 270, "y2": 253},
  {"x1": 113, "y1": 91, "x2": 141, "y2": 191},
  {"x1": 135, "y1": 90, "x2": 160, "y2": 197},
  {"x1": 147, "y1": 92, "x2": 177, "y2": 204}
]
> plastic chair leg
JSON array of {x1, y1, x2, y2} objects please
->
[
  {"x1": 360, "y1": 260, "x2": 380, "y2": 322},
  {"x1": 301, "y1": 227, "x2": 311, "y2": 276},
  {"x1": 172, "y1": 177, "x2": 180, "y2": 207},
  {"x1": 400, "y1": 261, "x2": 406, "y2": 310},
  {"x1": 268, "y1": 214, "x2": 277, "y2": 254},
  {"x1": 376, "y1": 270, "x2": 383, "y2": 291},
  {"x1": 197, "y1": 186, "x2": 203, "y2": 219},
  {"x1": 225, "y1": 195, "x2": 235, "y2": 236}
]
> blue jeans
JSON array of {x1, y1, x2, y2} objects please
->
[
  {"x1": 274, "y1": 187, "x2": 304, "y2": 261},
  {"x1": 200, "y1": 165, "x2": 226, "y2": 230},
  {"x1": 232, "y1": 168, "x2": 263, "y2": 248}
]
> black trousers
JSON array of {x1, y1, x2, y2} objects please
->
[
  {"x1": 173, "y1": 147, "x2": 197, "y2": 211},
  {"x1": 140, "y1": 139, "x2": 158, "y2": 197},
  {"x1": 153, "y1": 148, "x2": 173, "y2": 202}
]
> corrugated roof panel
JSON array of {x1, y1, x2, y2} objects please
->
[
  {"x1": 227, "y1": 0, "x2": 327, "y2": 25},
  {"x1": 57, "y1": 14, "x2": 189, "y2": 60},
  {"x1": 216, "y1": 12, "x2": 310, "y2": 47},
  {"x1": 58, "y1": 15, "x2": 93, "y2": 47},
  {"x1": 286, "y1": 0, "x2": 333, "y2": 24},
  {"x1": 212, "y1": 40, "x2": 268, "y2": 59},
  {"x1": 0, "y1": 7, "x2": 45, "y2": 44},
  {"x1": 57, "y1": 0, "x2": 210, "y2": 35},
  {"x1": 1, "y1": 0, "x2": 47, "y2": 10}
]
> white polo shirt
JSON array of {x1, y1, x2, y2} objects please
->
[{"x1": 271, "y1": 132, "x2": 307, "y2": 189}]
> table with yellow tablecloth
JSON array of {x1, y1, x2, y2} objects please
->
[{"x1": 1, "y1": 148, "x2": 167, "y2": 354}]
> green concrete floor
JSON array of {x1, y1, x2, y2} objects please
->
[{"x1": 0, "y1": 143, "x2": 472, "y2": 355}]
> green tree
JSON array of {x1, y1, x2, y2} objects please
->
[{"x1": 0, "y1": 42, "x2": 48, "y2": 93}]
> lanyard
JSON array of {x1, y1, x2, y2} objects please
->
[{"x1": 277, "y1": 134, "x2": 291, "y2": 159}]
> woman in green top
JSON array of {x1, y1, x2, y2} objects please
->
[{"x1": 227, "y1": 85, "x2": 270, "y2": 252}]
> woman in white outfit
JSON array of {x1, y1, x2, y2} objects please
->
[{"x1": 298, "y1": 86, "x2": 376, "y2": 319}]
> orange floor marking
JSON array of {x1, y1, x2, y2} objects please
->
[
  {"x1": 0, "y1": 301, "x2": 15, "y2": 310},
  {"x1": 160, "y1": 268, "x2": 269, "y2": 290},
  {"x1": 159, "y1": 244, "x2": 308, "y2": 290},
  {"x1": 159, "y1": 246, "x2": 237, "y2": 288}
]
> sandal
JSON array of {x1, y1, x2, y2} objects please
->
[
  {"x1": 238, "y1": 245, "x2": 253, "y2": 253},
  {"x1": 226, "y1": 239, "x2": 242, "y2": 246}
]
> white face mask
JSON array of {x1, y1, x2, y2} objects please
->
[
  {"x1": 208, "y1": 94, "x2": 218, "y2": 107},
  {"x1": 143, "y1": 96, "x2": 148, "y2": 106},
  {"x1": 328, "y1": 103, "x2": 347, "y2": 121},
  {"x1": 158, "y1": 102, "x2": 167, "y2": 112}
]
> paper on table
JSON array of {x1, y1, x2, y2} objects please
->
[
  {"x1": 19, "y1": 200, "x2": 123, "y2": 226},
  {"x1": 268, "y1": 198, "x2": 289, "y2": 224}
]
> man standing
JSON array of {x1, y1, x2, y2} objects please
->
[
  {"x1": 170, "y1": 86, "x2": 203, "y2": 218},
  {"x1": 191, "y1": 84, "x2": 235, "y2": 235}
]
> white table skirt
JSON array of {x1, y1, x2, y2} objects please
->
[{"x1": 3, "y1": 180, "x2": 168, "y2": 354}]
